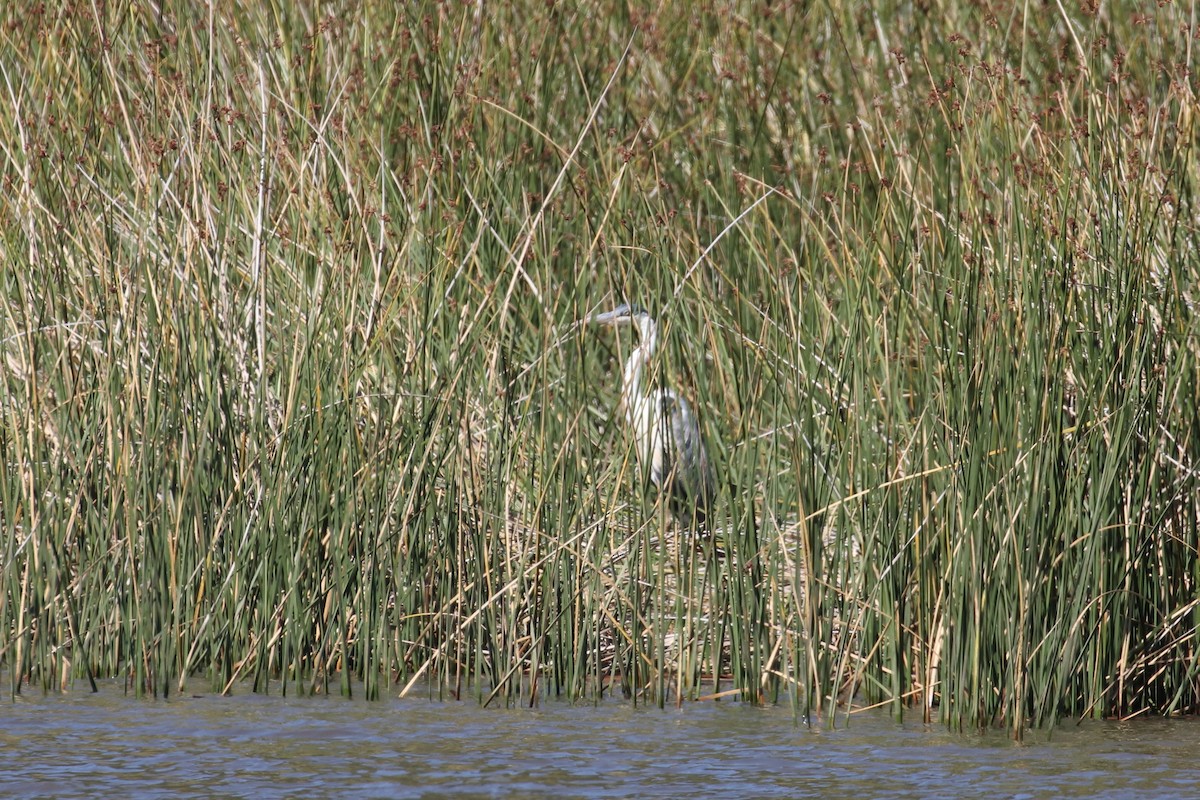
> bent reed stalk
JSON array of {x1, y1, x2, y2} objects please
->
[{"x1": 2, "y1": 3, "x2": 1198, "y2": 737}]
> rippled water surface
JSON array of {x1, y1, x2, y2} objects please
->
[{"x1": 3, "y1": 680, "x2": 1198, "y2": 798}]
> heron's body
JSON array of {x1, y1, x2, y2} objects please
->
[{"x1": 589, "y1": 304, "x2": 715, "y2": 527}]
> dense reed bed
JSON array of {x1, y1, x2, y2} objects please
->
[{"x1": 2, "y1": 2, "x2": 1197, "y2": 736}]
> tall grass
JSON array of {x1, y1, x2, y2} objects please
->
[{"x1": 2, "y1": 1, "x2": 1197, "y2": 735}]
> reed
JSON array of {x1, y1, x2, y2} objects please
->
[{"x1": 2, "y1": 2, "x2": 1196, "y2": 736}]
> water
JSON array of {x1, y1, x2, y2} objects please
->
[{"x1": 3, "y1": 681, "x2": 1198, "y2": 798}]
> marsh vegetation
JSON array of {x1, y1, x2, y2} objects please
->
[{"x1": 2, "y1": 2, "x2": 1197, "y2": 736}]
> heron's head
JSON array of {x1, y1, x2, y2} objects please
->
[
  {"x1": 587, "y1": 302, "x2": 651, "y2": 327},
  {"x1": 588, "y1": 302, "x2": 658, "y2": 350}
]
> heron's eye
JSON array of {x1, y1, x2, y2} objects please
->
[{"x1": 660, "y1": 395, "x2": 676, "y2": 414}]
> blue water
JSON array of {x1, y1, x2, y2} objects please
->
[{"x1": 2, "y1": 681, "x2": 1197, "y2": 798}]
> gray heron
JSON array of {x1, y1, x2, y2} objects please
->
[{"x1": 587, "y1": 303, "x2": 716, "y2": 528}]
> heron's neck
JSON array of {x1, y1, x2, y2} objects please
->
[{"x1": 621, "y1": 317, "x2": 657, "y2": 411}]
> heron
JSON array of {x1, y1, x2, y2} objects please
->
[{"x1": 587, "y1": 303, "x2": 716, "y2": 528}]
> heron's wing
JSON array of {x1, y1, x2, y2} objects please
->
[{"x1": 657, "y1": 390, "x2": 715, "y2": 518}]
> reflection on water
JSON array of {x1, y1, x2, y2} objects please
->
[{"x1": 2, "y1": 679, "x2": 1198, "y2": 799}]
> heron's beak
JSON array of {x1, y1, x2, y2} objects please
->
[{"x1": 587, "y1": 305, "x2": 632, "y2": 326}]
